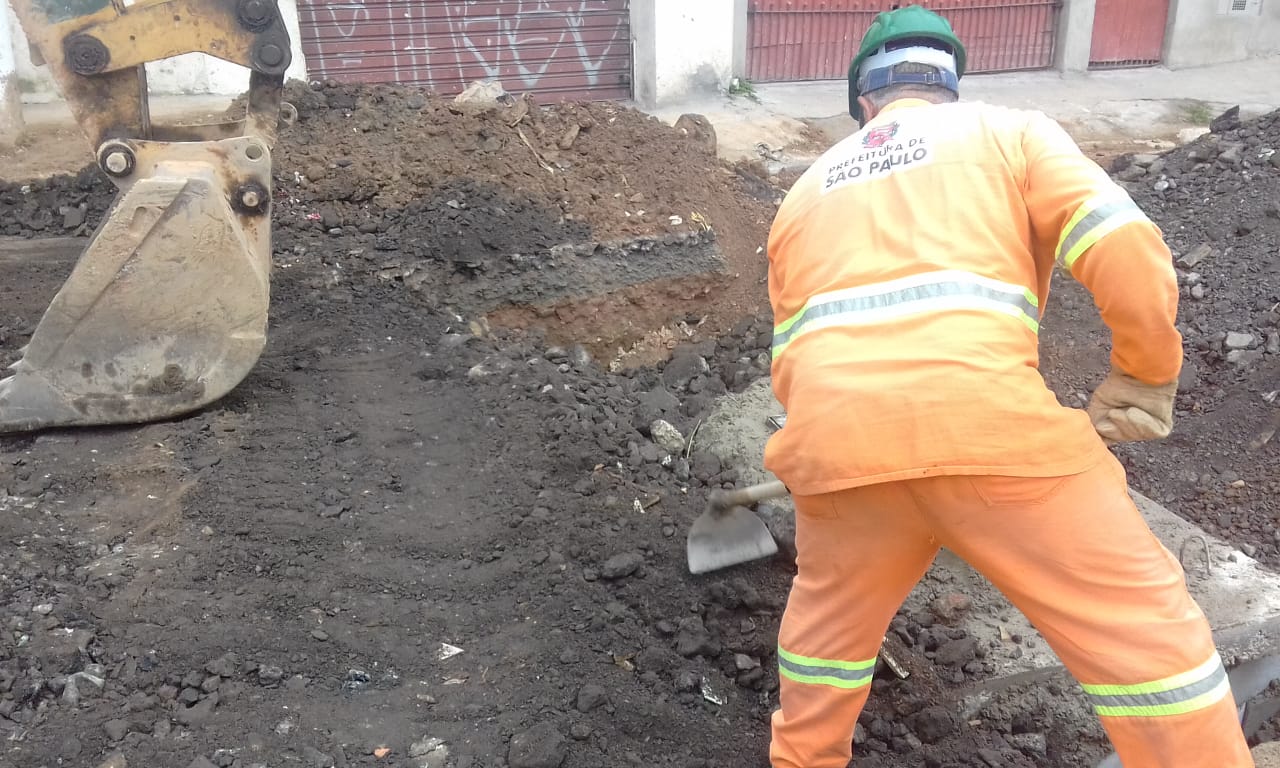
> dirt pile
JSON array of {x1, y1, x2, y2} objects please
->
[
  {"x1": 0, "y1": 250, "x2": 1108, "y2": 766},
  {"x1": 12, "y1": 86, "x2": 1280, "y2": 768},
  {"x1": 0, "y1": 166, "x2": 114, "y2": 238},
  {"x1": 267, "y1": 81, "x2": 774, "y2": 357},
  {"x1": 273, "y1": 80, "x2": 748, "y2": 239},
  {"x1": 0, "y1": 80, "x2": 776, "y2": 357},
  {"x1": 0, "y1": 78, "x2": 1111, "y2": 762},
  {"x1": 1039, "y1": 107, "x2": 1280, "y2": 563}
]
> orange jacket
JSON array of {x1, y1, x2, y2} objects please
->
[{"x1": 764, "y1": 98, "x2": 1182, "y2": 496}]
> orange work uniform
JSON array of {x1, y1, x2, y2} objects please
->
[{"x1": 764, "y1": 98, "x2": 1252, "y2": 767}]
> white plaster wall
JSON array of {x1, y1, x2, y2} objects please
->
[
  {"x1": 0, "y1": 1, "x2": 23, "y2": 141},
  {"x1": 1164, "y1": 0, "x2": 1280, "y2": 68},
  {"x1": 653, "y1": 0, "x2": 735, "y2": 104},
  {"x1": 6, "y1": 0, "x2": 307, "y2": 102}
]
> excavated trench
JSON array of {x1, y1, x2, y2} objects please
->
[{"x1": 482, "y1": 234, "x2": 746, "y2": 370}]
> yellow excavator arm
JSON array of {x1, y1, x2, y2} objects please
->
[{"x1": 0, "y1": 0, "x2": 294, "y2": 433}]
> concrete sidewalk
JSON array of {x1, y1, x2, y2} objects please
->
[
  {"x1": 646, "y1": 56, "x2": 1280, "y2": 164},
  {"x1": 18, "y1": 94, "x2": 235, "y2": 126}
]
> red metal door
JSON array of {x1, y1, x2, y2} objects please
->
[
  {"x1": 297, "y1": 0, "x2": 632, "y2": 102},
  {"x1": 747, "y1": 0, "x2": 1061, "y2": 83},
  {"x1": 1089, "y1": 0, "x2": 1169, "y2": 68}
]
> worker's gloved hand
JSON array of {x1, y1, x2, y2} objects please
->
[{"x1": 1086, "y1": 370, "x2": 1178, "y2": 444}]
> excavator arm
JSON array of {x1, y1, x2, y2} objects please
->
[{"x1": 0, "y1": 0, "x2": 295, "y2": 432}]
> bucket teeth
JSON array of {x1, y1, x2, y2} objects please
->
[{"x1": 0, "y1": 371, "x2": 71, "y2": 434}]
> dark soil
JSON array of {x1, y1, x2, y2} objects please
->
[
  {"x1": 1, "y1": 84, "x2": 1277, "y2": 768},
  {"x1": 1042, "y1": 108, "x2": 1280, "y2": 566},
  {"x1": 0, "y1": 80, "x2": 775, "y2": 361},
  {"x1": 0, "y1": 166, "x2": 115, "y2": 239}
]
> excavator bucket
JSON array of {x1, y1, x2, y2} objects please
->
[
  {"x1": 0, "y1": 137, "x2": 274, "y2": 433},
  {"x1": 1, "y1": 0, "x2": 294, "y2": 433}
]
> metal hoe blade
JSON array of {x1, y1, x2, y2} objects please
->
[{"x1": 687, "y1": 505, "x2": 780, "y2": 575}]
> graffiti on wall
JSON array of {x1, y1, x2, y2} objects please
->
[{"x1": 299, "y1": 0, "x2": 630, "y2": 97}]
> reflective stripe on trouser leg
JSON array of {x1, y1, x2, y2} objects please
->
[
  {"x1": 1083, "y1": 652, "x2": 1231, "y2": 718},
  {"x1": 910, "y1": 455, "x2": 1253, "y2": 767},
  {"x1": 769, "y1": 484, "x2": 939, "y2": 768},
  {"x1": 777, "y1": 646, "x2": 877, "y2": 690}
]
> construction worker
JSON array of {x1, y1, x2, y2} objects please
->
[{"x1": 762, "y1": 5, "x2": 1252, "y2": 767}]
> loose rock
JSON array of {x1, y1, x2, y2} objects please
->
[
  {"x1": 409, "y1": 736, "x2": 449, "y2": 768},
  {"x1": 1226, "y1": 332, "x2": 1255, "y2": 350},
  {"x1": 1009, "y1": 732, "x2": 1048, "y2": 756},
  {"x1": 1177, "y1": 243, "x2": 1212, "y2": 268},
  {"x1": 650, "y1": 419, "x2": 686, "y2": 454},
  {"x1": 103, "y1": 719, "x2": 130, "y2": 742},
  {"x1": 175, "y1": 692, "x2": 219, "y2": 726},
  {"x1": 508, "y1": 723, "x2": 567, "y2": 768},
  {"x1": 929, "y1": 592, "x2": 973, "y2": 624},
  {"x1": 675, "y1": 616, "x2": 718, "y2": 658},
  {"x1": 910, "y1": 706, "x2": 956, "y2": 744},
  {"x1": 934, "y1": 637, "x2": 979, "y2": 667},
  {"x1": 576, "y1": 684, "x2": 609, "y2": 712},
  {"x1": 600, "y1": 551, "x2": 644, "y2": 580},
  {"x1": 301, "y1": 746, "x2": 334, "y2": 768}
]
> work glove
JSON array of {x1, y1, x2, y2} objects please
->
[{"x1": 1085, "y1": 370, "x2": 1178, "y2": 445}]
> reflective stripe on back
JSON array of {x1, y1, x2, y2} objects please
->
[{"x1": 772, "y1": 270, "x2": 1039, "y2": 358}]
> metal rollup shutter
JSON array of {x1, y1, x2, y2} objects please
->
[
  {"x1": 746, "y1": 0, "x2": 1061, "y2": 83},
  {"x1": 298, "y1": 0, "x2": 632, "y2": 101}
]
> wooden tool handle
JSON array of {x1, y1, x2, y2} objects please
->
[{"x1": 708, "y1": 480, "x2": 790, "y2": 512}]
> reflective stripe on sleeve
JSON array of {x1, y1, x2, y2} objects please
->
[
  {"x1": 777, "y1": 646, "x2": 877, "y2": 690},
  {"x1": 772, "y1": 270, "x2": 1039, "y2": 358},
  {"x1": 1082, "y1": 653, "x2": 1232, "y2": 718},
  {"x1": 1056, "y1": 196, "x2": 1151, "y2": 270}
]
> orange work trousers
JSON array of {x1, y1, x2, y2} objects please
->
[{"x1": 770, "y1": 450, "x2": 1252, "y2": 768}]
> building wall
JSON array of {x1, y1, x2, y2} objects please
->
[
  {"x1": 1055, "y1": 0, "x2": 1280, "y2": 72},
  {"x1": 7, "y1": 0, "x2": 307, "y2": 102},
  {"x1": 654, "y1": 1, "x2": 735, "y2": 103},
  {"x1": 1164, "y1": 0, "x2": 1280, "y2": 68},
  {"x1": 0, "y1": 1, "x2": 22, "y2": 143},
  {"x1": 633, "y1": 0, "x2": 738, "y2": 108},
  {"x1": 10, "y1": 0, "x2": 1272, "y2": 110},
  {"x1": 1054, "y1": 0, "x2": 1096, "y2": 72}
]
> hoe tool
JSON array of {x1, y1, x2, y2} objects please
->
[
  {"x1": 1, "y1": 0, "x2": 296, "y2": 433},
  {"x1": 687, "y1": 479, "x2": 790, "y2": 574}
]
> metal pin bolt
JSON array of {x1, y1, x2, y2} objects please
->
[
  {"x1": 240, "y1": 0, "x2": 270, "y2": 22},
  {"x1": 240, "y1": 189, "x2": 262, "y2": 209},
  {"x1": 103, "y1": 151, "x2": 131, "y2": 176},
  {"x1": 64, "y1": 35, "x2": 110, "y2": 75},
  {"x1": 255, "y1": 42, "x2": 285, "y2": 68}
]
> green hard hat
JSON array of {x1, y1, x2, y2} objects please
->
[{"x1": 847, "y1": 5, "x2": 968, "y2": 122}]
